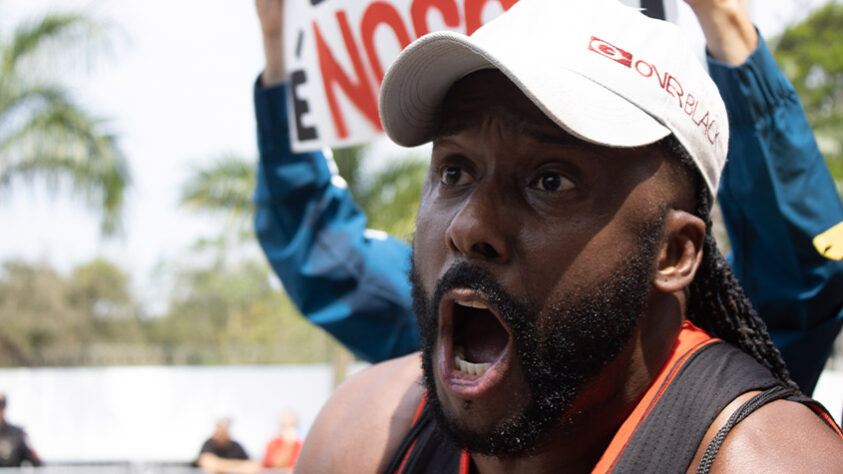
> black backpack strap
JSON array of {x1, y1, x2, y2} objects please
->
[
  {"x1": 696, "y1": 385, "x2": 843, "y2": 473},
  {"x1": 695, "y1": 385, "x2": 796, "y2": 474}
]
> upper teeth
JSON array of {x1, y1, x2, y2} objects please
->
[{"x1": 456, "y1": 300, "x2": 488, "y2": 309}]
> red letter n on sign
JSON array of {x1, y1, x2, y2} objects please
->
[
  {"x1": 313, "y1": 11, "x2": 382, "y2": 139},
  {"x1": 361, "y1": 1, "x2": 413, "y2": 85}
]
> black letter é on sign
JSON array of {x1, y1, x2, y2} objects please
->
[{"x1": 291, "y1": 69, "x2": 318, "y2": 141}]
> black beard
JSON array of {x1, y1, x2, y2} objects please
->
[{"x1": 410, "y1": 219, "x2": 663, "y2": 457}]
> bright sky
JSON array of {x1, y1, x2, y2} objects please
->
[
  {"x1": 1, "y1": 0, "x2": 266, "y2": 312},
  {"x1": 0, "y1": 0, "x2": 830, "y2": 311}
]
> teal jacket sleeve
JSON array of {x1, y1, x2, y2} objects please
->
[
  {"x1": 252, "y1": 78, "x2": 419, "y2": 362},
  {"x1": 709, "y1": 36, "x2": 843, "y2": 394}
]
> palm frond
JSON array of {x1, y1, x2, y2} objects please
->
[
  {"x1": 0, "y1": 82, "x2": 70, "y2": 136},
  {"x1": 0, "y1": 102, "x2": 130, "y2": 236},
  {"x1": 180, "y1": 154, "x2": 256, "y2": 218},
  {"x1": 2, "y1": 12, "x2": 107, "y2": 77}
]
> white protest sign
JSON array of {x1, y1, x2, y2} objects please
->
[{"x1": 283, "y1": 0, "x2": 677, "y2": 152}]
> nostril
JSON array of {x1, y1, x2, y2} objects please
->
[
  {"x1": 448, "y1": 237, "x2": 461, "y2": 255},
  {"x1": 472, "y1": 242, "x2": 499, "y2": 260}
]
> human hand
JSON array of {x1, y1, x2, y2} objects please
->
[
  {"x1": 255, "y1": 0, "x2": 286, "y2": 85},
  {"x1": 683, "y1": 0, "x2": 757, "y2": 65}
]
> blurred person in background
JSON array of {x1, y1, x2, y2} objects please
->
[
  {"x1": 262, "y1": 411, "x2": 303, "y2": 470},
  {"x1": 195, "y1": 418, "x2": 259, "y2": 473},
  {"x1": 0, "y1": 393, "x2": 41, "y2": 467}
]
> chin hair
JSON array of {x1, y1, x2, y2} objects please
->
[{"x1": 409, "y1": 215, "x2": 664, "y2": 457}]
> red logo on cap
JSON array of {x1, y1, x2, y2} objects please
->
[
  {"x1": 587, "y1": 35, "x2": 721, "y2": 147},
  {"x1": 588, "y1": 37, "x2": 632, "y2": 68}
]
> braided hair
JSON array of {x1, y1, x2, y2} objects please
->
[{"x1": 661, "y1": 136, "x2": 797, "y2": 389}]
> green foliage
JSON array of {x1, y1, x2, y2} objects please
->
[
  {"x1": 173, "y1": 146, "x2": 427, "y2": 367},
  {"x1": 180, "y1": 154, "x2": 256, "y2": 222},
  {"x1": 332, "y1": 146, "x2": 426, "y2": 241},
  {"x1": 774, "y1": 1, "x2": 843, "y2": 186},
  {"x1": 361, "y1": 157, "x2": 427, "y2": 242},
  {"x1": 0, "y1": 136, "x2": 426, "y2": 367},
  {"x1": 0, "y1": 254, "x2": 330, "y2": 366},
  {"x1": 151, "y1": 212, "x2": 334, "y2": 362},
  {"x1": 0, "y1": 259, "x2": 144, "y2": 365},
  {"x1": 154, "y1": 261, "x2": 328, "y2": 363},
  {"x1": 0, "y1": 9, "x2": 130, "y2": 235},
  {"x1": 333, "y1": 145, "x2": 367, "y2": 200}
]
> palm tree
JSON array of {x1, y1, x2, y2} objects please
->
[
  {"x1": 0, "y1": 10, "x2": 130, "y2": 235},
  {"x1": 180, "y1": 146, "x2": 426, "y2": 385}
]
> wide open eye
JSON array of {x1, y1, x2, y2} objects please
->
[
  {"x1": 440, "y1": 166, "x2": 472, "y2": 186},
  {"x1": 530, "y1": 172, "x2": 574, "y2": 192}
]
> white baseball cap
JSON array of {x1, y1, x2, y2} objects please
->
[{"x1": 378, "y1": 0, "x2": 729, "y2": 196}]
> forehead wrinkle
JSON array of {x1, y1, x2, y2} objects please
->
[
  {"x1": 436, "y1": 102, "x2": 568, "y2": 141},
  {"x1": 436, "y1": 94, "x2": 591, "y2": 152},
  {"x1": 434, "y1": 103, "x2": 507, "y2": 139},
  {"x1": 484, "y1": 111, "x2": 516, "y2": 145}
]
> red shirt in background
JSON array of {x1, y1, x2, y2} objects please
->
[{"x1": 262, "y1": 436, "x2": 302, "y2": 468}]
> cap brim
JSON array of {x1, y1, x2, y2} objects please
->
[{"x1": 379, "y1": 31, "x2": 671, "y2": 148}]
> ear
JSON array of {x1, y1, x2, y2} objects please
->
[{"x1": 653, "y1": 209, "x2": 705, "y2": 294}]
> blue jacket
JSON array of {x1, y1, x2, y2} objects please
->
[
  {"x1": 711, "y1": 38, "x2": 843, "y2": 392},
  {"x1": 254, "y1": 35, "x2": 843, "y2": 393}
]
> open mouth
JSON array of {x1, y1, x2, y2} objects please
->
[{"x1": 438, "y1": 290, "x2": 513, "y2": 398}]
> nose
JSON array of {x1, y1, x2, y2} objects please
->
[{"x1": 446, "y1": 184, "x2": 513, "y2": 263}]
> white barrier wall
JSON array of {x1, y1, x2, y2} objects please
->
[
  {"x1": 0, "y1": 364, "x2": 366, "y2": 464},
  {"x1": 0, "y1": 364, "x2": 840, "y2": 463}
]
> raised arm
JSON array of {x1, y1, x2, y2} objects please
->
[
  {"x1": 688, "y1": 0, "x2": 843, "y2": 393},
  {"x1": 252, "y1": 0, "x2": 418, "y2": 362},
  {"x1": 255, "y1": 0, "x2": 285, "y2": 86},
  {"x1": 685, "y1": 0, "x2": 758, "y2": 65}
]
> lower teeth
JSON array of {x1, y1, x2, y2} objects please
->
[{"x1": 454, "y1": 346, "x2": 491, "y2": 376}]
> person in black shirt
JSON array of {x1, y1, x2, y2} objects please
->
[
  {"x1": 0, "y1": 394, "x2": 41, "y2": 467},
  {"x1": 196, "y1": 418, "x2": 259, "y2": 473}
]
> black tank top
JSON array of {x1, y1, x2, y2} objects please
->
[{"x1": 385, "y1": 326, "x2": 842, "y2": 473}]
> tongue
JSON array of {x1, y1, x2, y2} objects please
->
[{"x1": 463, "y1": 309, "x2": 509, "y2": 363}]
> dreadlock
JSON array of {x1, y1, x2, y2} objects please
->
[{"x1": 660, "y1": 136, "x2": 798, "y2": 390}]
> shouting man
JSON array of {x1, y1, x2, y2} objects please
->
[{"x1": 296, "y1": 0, "x2": 843, "y2": 472}]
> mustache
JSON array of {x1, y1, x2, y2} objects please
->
[{"x1": 421, "y1": 261, "x2": 534, "y2": 328}]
